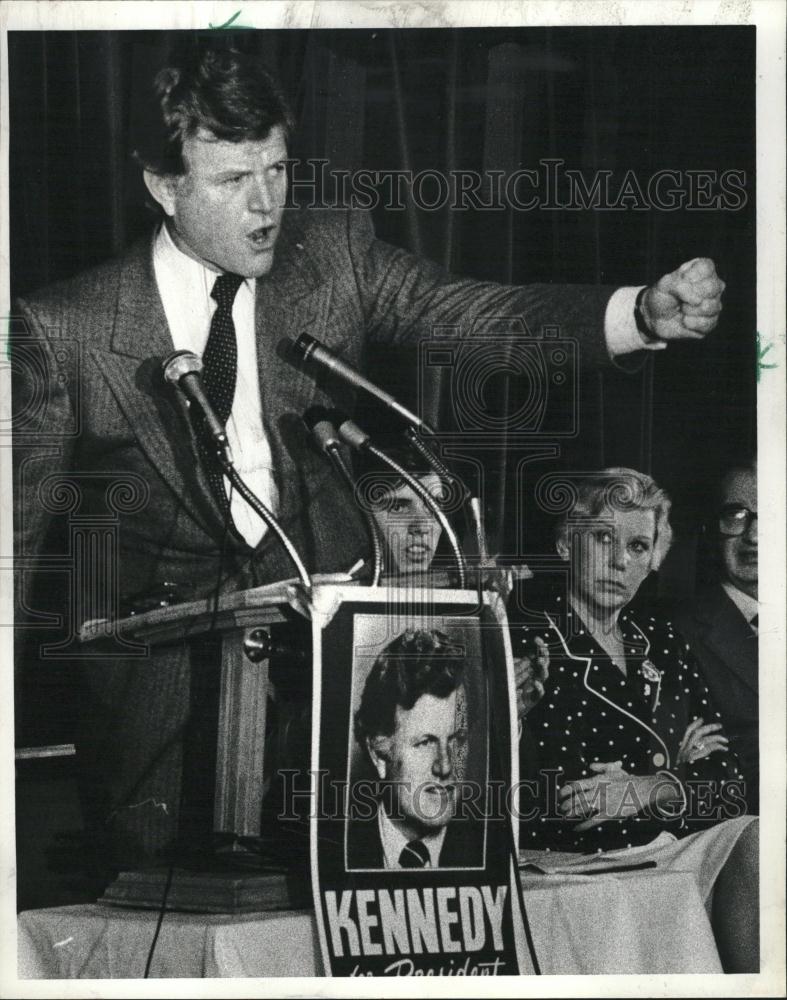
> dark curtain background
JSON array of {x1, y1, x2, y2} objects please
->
[{"x1": 10, "y1": 27, "x2": 756, "y2": 744}]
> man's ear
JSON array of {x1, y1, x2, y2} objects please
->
[
  {"x1": 556, "y1": 536, "x2": 570, "y2": 562},
  {"x1": 366, "y1": 736, "x2": 390, "y2": 780},
  {"x1": 143, "y1": 169, "x2": 178, "y2": 217}
]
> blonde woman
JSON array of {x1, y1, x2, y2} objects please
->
[{"x1": 516, "y1": 468, "x2": 758, "y2": 972}]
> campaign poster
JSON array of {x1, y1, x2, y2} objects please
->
[{"x1": 309, "y1": 584, "x2": 536, "y2": 977}]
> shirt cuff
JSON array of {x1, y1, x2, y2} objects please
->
[{"x1": 604, "y1": 286, "x2": 668, "y2": 357}]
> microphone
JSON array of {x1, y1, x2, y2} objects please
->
[
  {"x1": 303, "y1": 407, "x2": 383, "y2": 587},
  {"x1": 291, "y1": 334, "x2": 435, "y2": 435},
  {"x1": 162, "y1": 350, "x2": 231, "y2": 461},
  {"x1": 303, "y1": 405, "x2": 343, "y2": 454},
  {"x1": 290, "y1": 336, "x2": 488, "y2": 560},
  {"x1": 163, "y1": 350, "x2": 311, "y2": 590},
  {"x1": 336, "y1": 418, "x2": 370, "y2": 452}
]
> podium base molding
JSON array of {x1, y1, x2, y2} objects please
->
[{"x1": 99, "y1": 867, "x2": 309, "y2": 914}]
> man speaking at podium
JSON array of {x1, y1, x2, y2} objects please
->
[{"x1": 13, "y1": 42, "x2": 726, "y2": 871}]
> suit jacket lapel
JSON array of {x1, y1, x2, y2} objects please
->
[
  {"x1": 693, "y1": 587, "x2": 758, "y2": 695},
  {"x1": 98, "y1": 217, "x2": 341, "y2": 555},
  {"x1": 546, "y1": 609, "x2": 672, "y2": 766},
  {"x1": 254, "y1": 211, "x2": 336, "y2": 534},
  {"x1": 100, "y1": 236, "x2": 234, "y2": 540}
]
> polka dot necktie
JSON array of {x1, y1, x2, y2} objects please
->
[
  {"x1": 195, "y1": 272, "x2": 244, "y2": 522},
  {"x1": 204, "y1": 273, "x2": 244, "y2": 426},
  {"x1": 399, "y1": 839, "x2": 430, "y2": 868}
]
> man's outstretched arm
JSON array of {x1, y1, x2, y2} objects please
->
[{"x1": 344, "y1": 209, "x2": 725, "y2": 362}]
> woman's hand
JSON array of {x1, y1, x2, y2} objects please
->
[
  {"x1": 677, "y1": 716, "x2": 729, "y2": 765},
  {"x1": 558, "y1": 761, "x2": 638, "y2": 831},
  {"x1": 558, "y1": 762, "x2": 682, "y2": 831},
  {"x1": 514, "y1": 636, "x2": 549, "y2": 720}
]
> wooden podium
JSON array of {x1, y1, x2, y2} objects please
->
[
  {"x1": 78, "y1": 579, "x2": 313, "y2": 911},
  {"x1": 77, "y1": 573, "x2": 515, "y2": 912}
]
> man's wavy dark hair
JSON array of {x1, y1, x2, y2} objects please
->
[
  {"x1": 354, "y1": 629, "x2": 465, "y2": 747},
  {"x1": 134, "y1": 43, "x2": 294, "y2": 176}
]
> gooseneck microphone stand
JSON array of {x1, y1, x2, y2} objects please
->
[
  {"x1": 304, "y1": 408, "x2": 384, "y2": 587},
  {"x1": 291, "y1": 334, "x2": 489, "y2": 565},
  {"x1": 338, "y1": 419, "x2": 468, "y2": 589},
  {"x1": 163, "y1": 350, "x2": 311, "y2": 591},
  {"x1": 403, "y1": 426, "x2": 490, "y2": 565},
  {"x1": 220, "y1": 460, "x2": 312, "y2": 591}
]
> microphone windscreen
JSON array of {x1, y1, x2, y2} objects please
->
[
  {"x1": 338, "y1": 419, "x2": 370, "y2": 451},
  {"x1": 312, "y1": 421, "x2": 341, "y2": 453},
  {"x1": 303, "y1": 406, "x2": 342, "y2": 452},
  {"x1": 162, "y1": 350, "x2": 203, "y2": 383}
]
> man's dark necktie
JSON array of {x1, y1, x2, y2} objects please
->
[
  {"x1": 399, "y1": 839, "x2": 430, "y2": 868},
  {"x1": 196, "y1": 272, "x2": 244, "y2": 521}
]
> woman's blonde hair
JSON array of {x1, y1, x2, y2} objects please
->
[{"x1": 554, "y1": 467, "x2": 673, "y2": 570}]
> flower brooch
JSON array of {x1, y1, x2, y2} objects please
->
[{"x1": 640, "y1": 659, "x2": 663, "y2": 712}]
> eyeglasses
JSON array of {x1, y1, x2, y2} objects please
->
[{"x1": 717, "y1": 505, "x2": 758, "y2": 537}]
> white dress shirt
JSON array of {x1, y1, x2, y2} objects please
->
[
  {"x1": 604, "y1": 286, "x2": 664, "y2": 356},
  {"x1": 153, "y1": 223, "x2": 278, "y2": 548},
  {"x1": 377, "y1": 805, "x2": 446, "y2": 869}
]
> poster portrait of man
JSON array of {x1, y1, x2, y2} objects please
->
[{"x1": 346, "y1": 625, "x2": 487, "y2": 871}]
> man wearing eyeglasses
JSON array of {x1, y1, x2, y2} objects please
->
[{"x1": 677, "y1": 461, "x2": 758, "y2": 814}]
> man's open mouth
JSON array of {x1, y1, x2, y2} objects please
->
[
  {"x1": 424, "y1": 783, "x2": 454, "y2": 798},
  {"x1": 248, "y1": 225, "x2": 275, "y2": 246}
]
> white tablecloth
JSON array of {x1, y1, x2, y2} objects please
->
[
  {"x1": 18, "y1": 868, "x2": 722, "y2": 978},
  {"x1": 519, "y1": 869, "x2": 721, "y2": 974}
]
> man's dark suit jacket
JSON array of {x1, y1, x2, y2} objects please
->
[
  {"x1": 13, "y1": 207, "x2": 619, "y2": 864},
  {"x1": 676, "y1": 586, "x2": 759, "y2": 814},
  {"x1": 346, "y1": 810, "x2": 486, "y2": 871}
]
